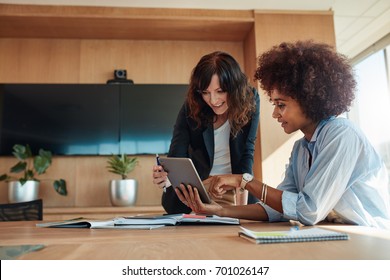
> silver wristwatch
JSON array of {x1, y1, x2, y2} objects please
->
[{"x1": 239, "y1": 173, "x2": 253, "y2": 193}]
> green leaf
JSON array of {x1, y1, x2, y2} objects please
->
[
  {"x1": 10, "y1": 162, "x2": 27, "y2": 174},
  {"x1": 34, "y1": 155, "x2": 51, "y2": 174},
  {"x1": 0, "y1": 174, "x2": 9, "y2": 181},
  {"x1": 106, "y1": 154, "x2": 138, "y2": 179},
  {"x1": 38, "y1": 149, "x2": 52, "y2": 164},
  {"x1": 12, "y1": 144, "x2": 31, "y2": 160},
  {"x1": 19, "y1": 178, "x2": 27, "y2": 185},
  {"x1": 53, "y1": 179, "x2": 67, "y2": 196}
]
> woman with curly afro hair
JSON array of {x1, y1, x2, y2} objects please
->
[{"x1": 175, "y1": 41, "x2": 390, "y2": 229}]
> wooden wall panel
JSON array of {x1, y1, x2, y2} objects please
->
[
  {"x1": 254, "y1": 12, "x2": 335, "y2": 54},
  {"x1": 73, "y1": 156, "x2": 162, "y2": 207},
  {"x1": 254, "y1": 11, "x2": 336, "y2": 188},
  {"x1": 78, "y1": 40, "x2": 244, "y2": 84},
  {"x1": 242, "y1": 25, "x2": 263, "y2": 182},
  {"x1": 0, "y1": 38, "x2": 244, "y2": 84},
  {"x1": 0, "y1": 39, "x2": 81, "y2": 83}
]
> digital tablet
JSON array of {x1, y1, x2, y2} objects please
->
[{"x1": 158, "y1": 157, "x2": 211, "y2": 204}]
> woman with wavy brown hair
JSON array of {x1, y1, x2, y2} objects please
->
[{"x1": 153, "y1": 51, "x2": 260, "y2": 214}]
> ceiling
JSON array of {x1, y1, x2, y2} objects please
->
[{"x1": 1, "y1": 0, "x2": 389, "y2": 59}]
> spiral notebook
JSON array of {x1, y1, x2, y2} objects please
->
[{"x1": 239, "y1": 226, "x2": 349, "y2": 244}]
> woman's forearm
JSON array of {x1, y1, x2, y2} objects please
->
[
  {"x1": 217, "y1": 203, "x2": 268, "y2": 221},
  {"x1": 245, "y1": 179, "x2": 283, "y2": 213}
]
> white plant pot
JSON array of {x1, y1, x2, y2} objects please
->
[
  {"x1": 8, "y1": 180, "x2": 39, "y2": 203},
  {"x1": 109, "y1": 179, "x2": 138, "y2": 206}
]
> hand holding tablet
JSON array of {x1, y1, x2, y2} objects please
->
[{"x1": 158, "y1": 157, "x2": 211, "y2": 204}]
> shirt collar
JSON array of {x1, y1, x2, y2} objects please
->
[{"x1": 303, "y1": 116, "x2": 336, "y2": 154}]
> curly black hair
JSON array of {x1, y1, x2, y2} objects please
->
[{"x1": 254, "y1": 40, "x2": 356, "y2": 122}]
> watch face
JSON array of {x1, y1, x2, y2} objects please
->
[{"x1": 243, "y1": 173, "x2": 253, "y2": 181}]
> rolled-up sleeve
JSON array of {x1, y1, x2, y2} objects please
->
[
  {"x1": 260, "y1": 201, "x2": 286, "y2": 222},
  {"x1": 280, "y1": 191, "x2": 299, "y2": 220}
]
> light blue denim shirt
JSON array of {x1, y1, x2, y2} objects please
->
[{"x1": 262, "y1": 117, "x2": 390, "y2": 229}]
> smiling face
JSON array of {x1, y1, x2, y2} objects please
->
[
  {"x1": 200, "y1": 74, "x2": 229, "y2": 116},
  {"x1": 270, "y1": 89, "x2": 317, "y2": 140}
]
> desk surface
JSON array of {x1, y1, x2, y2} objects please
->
[{"x1": 1, "y1": 220, "x2": 390, "y2": 260}]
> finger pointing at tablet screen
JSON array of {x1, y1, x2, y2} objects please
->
[{"x1": 159, "y1": 157, "x2": 211, "y2": 204}]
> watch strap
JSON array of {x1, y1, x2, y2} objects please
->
[{"x1": 239, "y1": 173, "x2": 252, "y2": 193}]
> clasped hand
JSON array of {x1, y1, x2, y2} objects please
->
[{"x1": 152, "y1": 165, "x2": 168, "y2": 190}]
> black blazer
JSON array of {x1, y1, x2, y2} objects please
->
[{"x1": 162, "y1": 87, "x2": 260, "y2": 214}]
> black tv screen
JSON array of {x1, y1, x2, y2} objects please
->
[
  {"x1": 0, "y1": 84, "x2": 188, "y2": 155},
  {"x1": 120, "y1": 85, "x2": 187, "y2": 154}
]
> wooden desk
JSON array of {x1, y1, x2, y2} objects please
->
[{"x1": 1, "y1": 220, "x2": 389, "y2": 260}]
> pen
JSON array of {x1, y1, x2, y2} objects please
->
[
  {"x1": 156, "y1": 154, "x2": 166, "y2": 193},
  {"x1": 290, "y1": 226, "x2": 300, "y2": 231}
]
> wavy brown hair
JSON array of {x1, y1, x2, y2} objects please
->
[
  {"x1": 187, "y1": 51, "x2": 256, "y2": 137},
  {"x1": 254, "y1": 41, "x2": 356, "y2": 122}
]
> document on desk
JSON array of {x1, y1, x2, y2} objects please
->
[
  {"x1": 115, "y1": 214, "x2": 240, "y2": 226},
  {"x1": 36, "y1": 217, "x2": 164, "y2": 230},
  {"x1": 238, "y1": 226, "x2": 349, "y2": 244}
]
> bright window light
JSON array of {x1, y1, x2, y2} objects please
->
[{"x1": 350, "y1": 47, "x2": 390, "y2": 182}]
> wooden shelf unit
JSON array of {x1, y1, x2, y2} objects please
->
[{"x1": 0, "y1": 4, "x2": 254, "y2": 41}]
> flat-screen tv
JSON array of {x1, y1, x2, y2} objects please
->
[{"x1": 0, "y1": 84, "x2": 188, "y2": 155}]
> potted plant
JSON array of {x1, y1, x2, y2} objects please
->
[
  {"x1": 107, "y1": 154, "x2": 138, "y2": 206},
  {"x1": 0, "y1": 144, "x2": 67, "y2": 203}
]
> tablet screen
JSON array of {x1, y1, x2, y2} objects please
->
[{"x1": 159, "y1": 157, "x2": 211, "y2": 204}]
